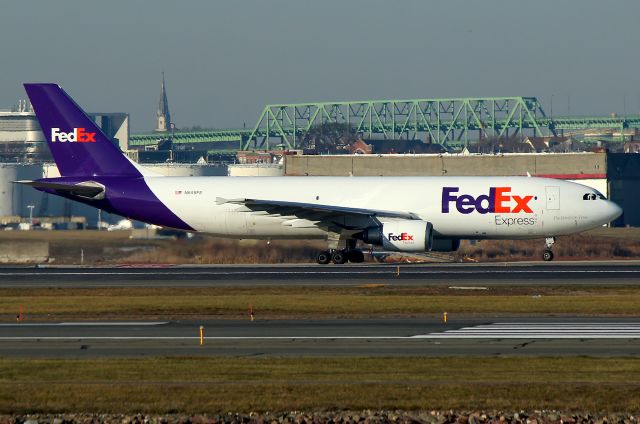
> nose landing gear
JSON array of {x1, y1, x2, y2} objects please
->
[{"x1": 542, "y1": 237, "x2": 555, "y2": 261}]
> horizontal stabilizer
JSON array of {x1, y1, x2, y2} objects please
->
[{"x1": 14, "y1": 180, "x2": 105, "y2": 200}]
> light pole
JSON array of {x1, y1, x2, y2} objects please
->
[
  {"x1": 169, "y1": 122, "x2": 176, "y2": 162},
  {"x1": 27, "y1": 205, "x2": 35, "y2": 228}
]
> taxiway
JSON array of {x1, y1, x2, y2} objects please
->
[{"x1": 1, "y1": 262, "x2": 640, "y2": 287}]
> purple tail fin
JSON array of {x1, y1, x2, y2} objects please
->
[{"x1": 24, "y1": 83, "x2": 141, "y2": 177}]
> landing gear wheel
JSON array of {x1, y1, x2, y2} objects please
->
[
  {"x1": 347, "y1": 250, "x2": 365, "y2": 263},
  {"x1": 316, "y1": 251, "x2": 331, "y2": 265},
  {"x1": 542, "y1": 249, "x2": 554, "y2": 262},
  {"x1": 331, "y1": 250, "x2": 347, "y2": 264}
]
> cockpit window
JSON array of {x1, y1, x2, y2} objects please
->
[{"x1": 583, "y1": 192, "x2": 607, "y2": 200}]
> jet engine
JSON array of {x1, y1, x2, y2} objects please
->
[
  {"x1": 431, "y1": 238, "x2": 461, "y2": 252},
  {"x1": 356, "y1": 220, "x2": 433, "y2": 252}
]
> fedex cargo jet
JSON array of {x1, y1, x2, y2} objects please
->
[{"x1": 18, "y1": 84, "x2": 622, "y2": 263}]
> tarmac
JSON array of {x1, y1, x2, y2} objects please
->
[
  {"x1": 2, "y1": 262, "x2": 640, "y2": 357},
  {"x1": 1, "y1": 261, "x2": 640, "y2": 287}
]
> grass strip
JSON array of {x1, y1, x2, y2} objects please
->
[
  {"x1": 0, "y1": 357, "x2": 639, "y2": 413},
  {"x1": 2, "y1": 287, "x2": 640, "y2": 319}
]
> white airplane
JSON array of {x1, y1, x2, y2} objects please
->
[{"x1": 18, "y1": 84, "x2": 622, "y2": 263}]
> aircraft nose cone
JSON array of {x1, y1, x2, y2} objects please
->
[{"x1": 606, "y1": 201, "x2": 623, "y2": 222}]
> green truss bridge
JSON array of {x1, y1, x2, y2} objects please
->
[{"x1": 129, "y1": 96, "x2": 640, "y2": 150}]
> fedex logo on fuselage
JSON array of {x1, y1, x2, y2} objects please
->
[
  {"x1": 442, "y1": 187, "x2": 534, "y2": 214},
  {"x1": 50, "y1": 128, "x2": 96, "y2": 143}
]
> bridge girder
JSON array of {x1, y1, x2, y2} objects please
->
[
  {"x1": 243, "y1": 97, "x2": 548, "y2": 150},
  {"x1": 128, "y1": 98, "x2": 640, "y2": 150}
]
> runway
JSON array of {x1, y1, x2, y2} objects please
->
[
  {"x1": 2, "y1": 318, "x2": 640, "y2": 358},
  {"x1": 2, "y1": 262, "x2": 640, "y2": 287},
  {"x1": 2, "y1": 262, "x2": 640, "y2": 357}
]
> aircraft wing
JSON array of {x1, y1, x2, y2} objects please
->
[
  {"x1": 14, "y1": 180, "x2": 105, "y2": 199},
  {"x1": 216, "y1": 197, "x2": 419, "y2": 225}
]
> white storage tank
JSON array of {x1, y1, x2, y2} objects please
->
[
  {"x1": 0, "y1": 163, "x2": 44, "y2": 217},
  {"x1": 0, "y1": 164, "x2": 19, "y2": 216}
]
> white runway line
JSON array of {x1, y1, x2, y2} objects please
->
[
  {"x1": 0, "y1": 336, "x2": 412, "y2": 341},
  {"x1": 0, "y1": 322, "x2": 168, "y2": 327},
  {"x1": 417, "y1": 323, "x2": 640, "y2": 339}
]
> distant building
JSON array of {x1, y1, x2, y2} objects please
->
[
  {"x1": 155, "y1": 73, "x2": 172, "y2": 132},
  {"x1": 624, "y1": 141, "x2": 640, "y2": 153},
  {"x1": 349, "y1": 139, "x2": 373, "y2": 155},
  {"x1": 349, "y1": 138, "x2": 447, "y2": 155},
  {"x1": 0, "y1": 102, "x2": 49, "y2": 163},
  {"x1": 237, "y1": 151, "x2": 275, "y2": 164}
]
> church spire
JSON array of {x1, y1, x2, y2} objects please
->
[{"x1": 156, "y1": 72, "x2": 171, "y2": 132}]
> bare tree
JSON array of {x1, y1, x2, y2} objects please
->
[{"x1": 301, "y1": 123, "x2": 358, "y2": 153}]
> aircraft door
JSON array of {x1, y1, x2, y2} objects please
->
[{"x1": 545, "y1": 186, "x2": 560, "y2": 210}]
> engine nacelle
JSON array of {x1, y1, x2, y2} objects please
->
[
  {"x1": 357, "y1": 220, "x2": 433, "y2": 252},
  {"x1": 431, "y1": 238, "x2": 461, "y2": 252}
]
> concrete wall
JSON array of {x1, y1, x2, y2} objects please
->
[
  {"x1": 285, "y1": 153, "x2": 606, "y2": 177},
  {"x1": 141, "y1": 163, "x2": 228, "y2": 177},
  {"x1": 0, "y1": 241, "x2": 49, "y2": 263},
  {"x1": 228, "y1": 164, "x2": 284, "y2": 176}
]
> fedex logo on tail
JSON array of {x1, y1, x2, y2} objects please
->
[
  {"x1": 442, "y1": 187, "x2": 534, "y2": 214},
  {"x1": 50, "y1": 128, "x2": 96, "y2": 143}
]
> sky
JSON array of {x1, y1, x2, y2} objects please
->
[{"x1": 1, "y1": 0, "x2": 639, "y2": 132}]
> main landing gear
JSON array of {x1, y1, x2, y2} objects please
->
[
  {"x1": 542, "y1": 237, "x2": 555, "y2": 262},
  {"x1": 316, "y1": 249, "x2": 365, "y2": 264},
  {"x1": 316, "y1": 238, "x2": 365, "y2": 264}
]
